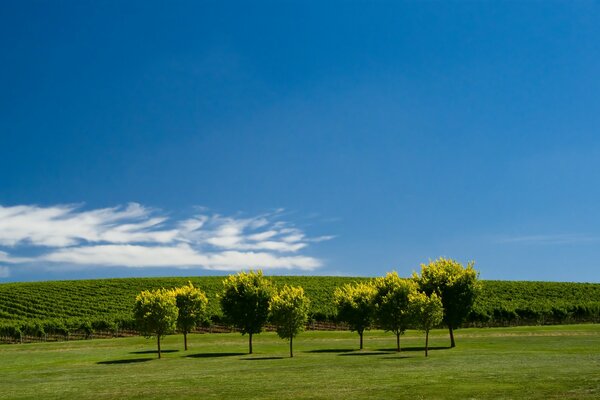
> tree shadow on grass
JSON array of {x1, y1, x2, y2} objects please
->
[
  {"x1": 97, "y1": 358, "x2": 153, "y2": 365},
  {"x1": 241, "y1": 356, "x2": 284, "y2": 361},
  {"x1": 130, "y1": 349, "x2": 179, "y2": 354},
  {"x1": 304, "y1": 348, "x2": 355, "y2": 354},
  {"x1": 338, "y1": 351, "x2": 388, "y2": 357},
  {"x1": 379, "y1": 356, "x2": 412, "y2": 360},
  {"x1": 375, "y1": 346, "x2": 451, "y2": 352},
  {"x1": 186, "y1": 352, "x2": 246, "y2": 358}
]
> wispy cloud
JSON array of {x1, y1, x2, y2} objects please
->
[
  {"x1": 0, "y1": 203, "x2": 176, "y2": 247},
  {"x1": 496, "y1": 234, "x2": 600, "y2": 245},
  {"x1": 0, "y1": 266, "x2": 9, "y2": 278},
  {"x1": 0, "y1": 203, "x2": 332, "y2": 273}
]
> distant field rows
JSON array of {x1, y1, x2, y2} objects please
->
[{"x1": 1, "y1": 277, "x2": 599, "y2": 333}]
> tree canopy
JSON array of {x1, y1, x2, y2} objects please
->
[
  {"x1": 409, "y1": 291, "x2": 444, "y2": 357},
  {"x1": 269, "y1": 285, "x2": 310, "y2": 357},
  {"x1": 220, "y1": 270, "x2": 274, "y2": 354},
  {"x1": 171, "y1": 283, "x2": 209, "y2": 351},
  {"x1": 334, "y1": 281, "x2": 376, "y2": 350},
  {"x1": 133, "y1": 288, "x2": 178, "y2": 358},
  {"x1": 373, "y1": 271, "x2": 417, "y2": 351},
  {"x1": 414, "y1": 258, "x2": 480, "y2": 347}
]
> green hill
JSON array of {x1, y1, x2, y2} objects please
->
[{"x1": 0, "y1": 276, "x2": 599, "y2": 339}]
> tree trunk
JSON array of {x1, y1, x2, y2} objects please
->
[
  {"x1": 157, "y1": 335, "x2": 162, "y2": 359},
  {"x1": 289, "y1": 336, "x2": 293, "y2": 358},
  {"x1": 425, "y1": 330, "x2": 429, "y2": 357},
  {"x1": 359, "y1": 330, "x2": 364, "y2": 350},
  {"x1": 249, "y1": 332, "x2": 253, "y2": 354},
  {"x1": 396, "y1": 332, "x2": 401, "y2": 352},
  {"x1": 184, "y1": 332, "x2": 188, "y2": 351},
  {"x1": 449, "y1": 325, "x2": 456, "y2": 348}
]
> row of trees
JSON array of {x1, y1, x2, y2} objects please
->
[
  {"x1": 134, "y1": 272, "x2": 311, "y2": 358},
  {"x1": 133, "y1": 258, "x2": 479, "y2": 359},
  {"x1": 335, "y1": 257, "x2": 479, "y2": 353},
  {"x1": 334, "y1": 275, "x2": 444, "y2": 355},
  {"x1": 133, "y1": 283, "x2": 209, "y2": 358}
]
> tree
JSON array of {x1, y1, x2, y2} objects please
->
[
  {"x1": 220, "y1": 270, "x2": 274, "y2": 354},
  {"x1": 334, "y1": 281, "x2": 376, "y2": 350},
  {"x1": 409, "y1": 291, "x2": 444, "y2": 357},
  {"x1": 373, "y1": 272, "x2": 417, "y2": 352},
  {"x1": 269, "y1": 285, "x2": 310, "y2": 358},
  {"x1": 133, "y1": 288, "x2": 178, "y2": 359},
  {"x1": 171, "y1": 283, "x2": 209, "y2": 351},
  {"x1": 414, "y1": 257, "x2": 480, "y2": 348}
]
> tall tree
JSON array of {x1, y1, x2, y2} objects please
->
[
  {"x1": 334, "y1": 282, "x2": 376, "y2": 350},
  {"x1": 409, "y1": 291, "x2": 444, "y2": 357},
  {"x1": 220, "y1": 270, "x2": 274, "y2": 354},
  {"x1": 269, "y1": 285, "x2": 310, "y2": 357},
  {"x1": 133, "y1": 288, "x2": 178, "y2": 359},
  {"x1": 373, "y1": 272, "x2": 417, "y2": 351},
  {"x1": 414, "y1": 258, "x2": 480, "y2": 348},
  {"x1": 172, "y1": 283, "x2": 209, "y2": 351}
]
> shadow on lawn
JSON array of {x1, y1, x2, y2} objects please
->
[
  {"x1": 241, "y1": 356, "x2": 284, "y2": 361},
  {"x1": 375, "y1": 346, "x2": 451, "y2": 352},
  {"x1": 304, "y1": 348, "x2": 355, "y2": 354},
  {"x1": 338, "y1": 351, "x2": 388, "y2": 357},
  {"x1": 97, "y1": 358, "x2": 153, "y2": 365},
  {"x1": 186, "y1": 352, "x2": 246, "y2": 358},
  {"x1": 130, "y1": 349, "x2": 179, "y2": 354}
]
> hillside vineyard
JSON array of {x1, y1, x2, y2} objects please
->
[{"x1": 1, "y1": 276, "x2": 599, "y2": 342}]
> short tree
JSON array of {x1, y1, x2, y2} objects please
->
[
  {"x1": 269, "y1": 285, "x2": 310, "y2": 358},
  {"x1": 133, "y1": 288, "x2": 178, "y2": 359},
  {"x1": 373, "y1": 272, "x2": 417, "y2": 352},
  {"x1": 172, "y1": 283, "x2": 209, "y2": 351},
  {"x1": 414, "y1": 257, "x2": 480, "y2": 347},
  {"x1": 220, "y1": 270, "x2": 274, "y2": 354},
  {"x1": 409, "y1": 291, "x2": 444, "y2": 357},
  {"x1": 334, "y1": 281, "x2": 376, "y2": 350}
]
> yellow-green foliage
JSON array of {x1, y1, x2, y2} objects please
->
[
  {"x1": 133, "y1": 288, "x2": 178, "y2": 339},
  {"x1": 414, "y1": 257, "x2": 480, "y2": 329},
  {"x1": 171, "y1": 283, "x2": 209, "y2": 334},
  {"x1": 334, "y1": 281, "x2": 376, "y2": 335},
  {"x1": 373, "y1": 271, "x2": 418, "y2": 337},
  {"x1": 409, "y1": 291, "x2": 444, "y2": 332},
  {"x1": 269, "y1": 285, "x2": 310, "y2": 341},
  {"x1": 220, "y1": 270, "x2": 274, "y2": 336}
]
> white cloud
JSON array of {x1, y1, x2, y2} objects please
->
[
  {"x1": 41, "y1": 244, "x2": 320, "y2": 271},
  {"x1": 0, "y1": 203, "x2": 333, "y2": 272},
  {"x1": 0, "y1": 266, "x2": 9, "y2": 278},
  {"x1": 247, "y1": 230, "x2": 278, "y2": 241},
  {"x1": 0, "y1": 203, "x2": 177, "y2": 247}
]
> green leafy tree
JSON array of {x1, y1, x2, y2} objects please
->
[
  {"x1": 334, "y1": 281, "x2": 376, "y2": 350},
  {"x1": 220, "y1": 270, "x2": 274, "y2": 354},
  {"x1": 414, "y1": 257, "x2": 480, "y2": 347},
  {"x1": 409, "y1": 291, "x2": 444, "y2": 357},
  {"x1": 373, "y1": 272, "x2": 417, "y2": 352},
  {"x1": 172, "y1": 283, "x2": 209, "y2": 351},
  {"x1": 269, "y1": 285, "x2": 310, "y2": 358},
  {"x1": 133, "y1": 288, "x2": 178, "y2": 359}
]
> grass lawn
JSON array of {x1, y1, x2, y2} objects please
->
[{"x1": 1, "y1": 324, "x2": 599, "y2": 399}]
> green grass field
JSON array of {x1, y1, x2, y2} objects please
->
[{"x1": 1, "y1": 324, "x2": 599, "y2": 399}]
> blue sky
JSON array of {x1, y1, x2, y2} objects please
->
[{"x1": 2, "y1": 1, "x2": 600, "y2": 282}]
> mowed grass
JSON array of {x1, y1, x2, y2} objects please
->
[{"x1": 1, "y1": 325, "x2": 599, "y2": 399}]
